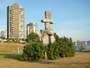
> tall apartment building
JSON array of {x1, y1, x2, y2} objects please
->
[
  {"x1": 26, "y1": 23, "x2": 36, "y2": 36},
  {"x1": 7, "y1": 3, "x2": 25, "y2": 39}
]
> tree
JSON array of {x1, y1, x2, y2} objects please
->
[
  {"x1": 47, "y1": 42, "x2": 59, "y2": 60},
  {"x1": 54, "y1": 33, "x2": 60, "y2": 43},
  {"x1": 23, "y1": 42, "x2": 45, "y2": 61},
  {"x1": 22, "y1": 32, "x2": 75, "y2": 61},
  {"x1": 27, "y1": 32, "x2": 40, "y2": 42},
  {"x1": 58, "y1": 37, "x2": 75, "y2": 57},
  {"x1": 54, "y1": 33, "x2": 75, "y2": 57},
  {"x1": 46, "y1": 33, "x2": 75, "y2": 60},
  {"x1": 22, "y1": 33, "x2": 45, "y2": 61}
]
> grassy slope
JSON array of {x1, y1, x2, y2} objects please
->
[{"x1": 0, "y1": 43, "x2": 24, "y2": 52}]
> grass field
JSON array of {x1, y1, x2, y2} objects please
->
[
  {"x1": 0, "y1": 43, "x2": 90, "y2": 68},
  {"x1": 0, "y1": 43, "x2": 24, "y2": 53}
]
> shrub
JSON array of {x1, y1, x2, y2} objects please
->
[
  {"x1": 47, "y1": 42, "x2": 59, "y2": 60},
  {"x1": 22, "y1": 42, "x2": 45, "y2": 61},
  {"x1": 59, "y1": 37, "x2": 75, "y2": 57},
  {"x1": 27, "y1": 32, "x2": 40, "y2": 42},
  {"x1": 22, "y1": 32, "x2": 75, "y2": 61},
  {"x1": 54, "y1": 33, "x2": 75, "y2": 57}
]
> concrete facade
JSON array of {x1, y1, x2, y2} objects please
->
[
  {"x1": 7, "y1": 3, "x2": 25, "y2": 39},
  {"x1": 26, "y1": 23, "x2": 36, "y2": 36}
]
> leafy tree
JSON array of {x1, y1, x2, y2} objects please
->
[
  {"x1": 46, "y1": 33, "x2": 75, "y2": 60},
  {"x1": 54, "y1": 33, "x2": 60, "y2": 43},
  {"x1": 23, "y1": 42, "x2": 45, "y2": 61},
  {"x1": 47, "y1": 42, "x2": 59, "y2": 60},
  {"x1": 22, "y1": 32, "x2": 75, "y2": 61},
  {"x1": 54, "y1": 33, "x2": 75, "y2": 57},
  {"x1": 27, "y1": 32, "x2": 40, "y2": 42},
  {"x1": 22, "y1": 33, "x2": 45, "y2": 61},
  {"x1": 59, "y1": 37, "x2": 75, "y2": 57}
]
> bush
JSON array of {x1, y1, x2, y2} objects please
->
[
  {"x1": 54, "y1": 33, "x2": 75, "y2": 57},
  {"x1": 22, "y1": 42, "x2": 45, "y2": 61},
  {"x1": 47, "y1": 42, "x2": 59, "y2": 60},
  {"x1": 27, "y1": 32, "x2": 40, "y2": 42},
  {"x1": 58, "y1": 37, "x2": 75, "y2": 57},
  {"x1": 22, "y1": 32, "x2": 75, "y2": 61}
]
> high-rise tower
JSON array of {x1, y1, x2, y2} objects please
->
[
  {"x1": 7, "y1": 3, "x2": 25, "y2": 40},
  {"x1": 26, "y1": 23, "x2": 36, "y2": 36}
]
